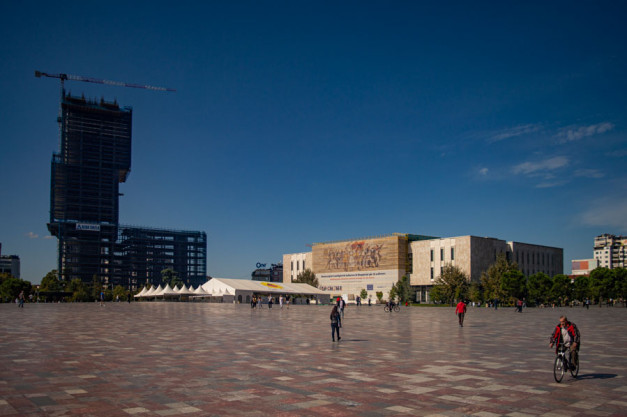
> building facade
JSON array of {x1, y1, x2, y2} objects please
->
[
  {"x1": 47, "y1": 93, "x2": 206, "y2": 289},
  {"x1": 571, "y1": 259, "x2": 599, "y2": 276},
  {"x1": 410, "y1": 236, "x2": 563, "y2": 302},
  {"x1": 284, "y1": 233, "x2": 563, "y2": 303},
  {"x1": 118, "y1": 226, "x2": 207, "y2": 288},
  {"x1": 0, "y1": 255, "x2": 20, "y2": 278},
  {"x1": 594, "y1": 234, "x2": 626, "y2": 269},
  {"x1": 251, "y1": 263, "x2": 284, "y2": 282}
]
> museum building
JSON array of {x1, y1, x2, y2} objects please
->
[{"x1": 283, "y1": 233, "x2": 563, "y2": 303}]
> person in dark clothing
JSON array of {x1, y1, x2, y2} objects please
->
[{"x1": 330, "y1": 305, "x2": 341, "y2": 342}]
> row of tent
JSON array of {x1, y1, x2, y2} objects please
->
[{"x1": 134, "y1": 283, "x2": 210, "y2": 298}]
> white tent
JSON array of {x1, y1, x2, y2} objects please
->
[
  {"x1": 156, "y1": 284, "x2": 178, "y2": 297},
  {"x1": 179, "y1": 285, "x2": 195, "y2": 295},
  {"x1": 192, "y1": 285, "x2": 209, "y2": 295},
  {"x1": 145, "y1": 284, "x2": 162, "y2": 297},
  {"x1": 201, "y1": 278, "x2": 328, "y2": 304},
  {"x1": 134, "y1": 286, "x2": 149, "y2": 298}
]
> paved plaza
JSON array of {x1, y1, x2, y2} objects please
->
[{"x1": 1, "y1": 302, "x2": 626, "y2": 416}]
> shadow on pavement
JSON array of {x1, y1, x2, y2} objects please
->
[{"x1": 575, "y1": 373, "x2": 617, "y2": 380}]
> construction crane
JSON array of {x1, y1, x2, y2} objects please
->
[
  {"x1": 35, "y1": 70, "x2": 175, "y2": 147},
  {"x1": 35, "y1": 70, "x2": 175, "y2": 96}
]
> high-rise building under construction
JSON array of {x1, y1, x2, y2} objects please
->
[{"x1": 48, "y1": 93, "x2": 206, "y2": 289}]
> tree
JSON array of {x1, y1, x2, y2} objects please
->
[
  {"x1": 0, "y1": 276, "x2": 31, "y2": 302},
  {"x1": 481, "y1": 254, "x2": 518, "y2": 302},
  {"x1": 294, "y1": 269, "x2": 319, "y2": 287},
  {"x1": 113, "y1": 285, "x2": 128, "y2": 301},
  {"x1": 360, "y1": 288, "x2": 368, "y2": 300},
  {"x1": 572, "y1": 275, "x2": 591, "y2": 302},
  {"x1": 527, "y1": 272, "x2": 552, "y2": 306},
  {"x1": 432, "y1": 264, "x2": 469, "y2": 305},
  {"x1": 468, "y1": 282, "x2": 483, "y2": 304},
  {"x1": 91, "y1": 274, "x2": 102, "y2": 301},
  {"x1": 376, "y1": 291, "x2": 383, "y2": 303},
  {"x1": 161, "y1": 268, "x2": 183, "y2": 288},
  {"x1": 388, "y1": 286, "x2": 397, "y2": 302},
  {"x1": 392, "y1": 275, "x2": 413, "y2": 304},
  {"x1": 67, "y1": 278, "x2": 90, "y2": 302},
  {"x1": 590, "y1": 267, "x2": 613, "y2": 304},
  {"x1": 613, "y1": 268, "x2": 627, "y2": 304},
  {"x1": 549, "y1": 274, "x2": 572, "y2": 305},
  {"x1": 501, "y1": 269, "x2": 527, "y2": 303},
  {"x1": 428, "y1": 284, "x2": 447, "y2": 304},
  {"x1": 40, "y1": 270, "x2": 62, "y2": 292}
]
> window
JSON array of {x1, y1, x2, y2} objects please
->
[
  {"x1": 297, "y1": 261, "x2": 300, "y2": 270},
  {"x1": 430, "y1": 267, "x2": 434, "y2": 280},
  {"x1": 451, "y1": 247, "x2": 455, "y2": 261},
  {"x1": 440, "y1": 248, "x2": 444, "y2": 261},
  {"x1": 303, "y1": 260, "x2": 306, "y2": 270},
  {"x1": 430, "y1": 249, "x2": 433, "y2": 262},
  {"x1": 291, "y1": 261, "x2": 293, "y2": 271}
]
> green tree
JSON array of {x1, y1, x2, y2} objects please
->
[
  {"x1": 590, "y1": 267, "x2": 613, "y2": 304},
  {"x1": 360, "y1": 288, "x2": 368, "y2": 300},
  {"x1": 67, "y1": 278, "x2": 90, "y2": 302},
  {"x1": 501, "y1": 269, "x2": 527, "y2": 303},
  {"x1": 613, "y1": 268, "x2": 627, "y2": 303},
  {"x1": 549, "y1": 274, "x2": 572, "y2": 305},
  {"x1": 428, "y1": 284, "x2": 447, "y2": 304},
  {"x1": 432, "y1": 264, "x2": 469, "y2": 305},
  {"x1": 481, "y1": 254, "x2": 518, "y2": 302},
  {"x1": 91, "y1": 274, "x2": 102, "y2": 301},
  {"x1": 376, "y1": 291, "x2": 383, "y2": 303},
  {"x1": 572, "y1": 275, "x2": 591, "y2": 302},
  {"x1": 388, "y1": 286, "x2": 397, "y2": 302},
  {"x1": 40, "y1": 270, "x2": 62, "y2": 292},
  {"x1": 113, "y1": 285, "x2": 128, "y2": 301},
  {"x1": 392, "y1": 275, "x2": 413, "y2": 303},
  {"x1": 527, "y1": 272, "x2": 552, "y2": 306},
  {"x1": 294, "y1": 269, "x2": 319, "y2": 287},
  {"x1": 161, "y1": 268, "x2": 183, "y2": 288},
  {"x1": 468, "y1": 282, "x2": 483, "y2": 304},
  {"x1": 0, "y1": 276, "x2": 31, "y2": 301}
]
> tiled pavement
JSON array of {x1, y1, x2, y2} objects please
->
[{"x1": 1, "y1": 302, "x2": 626, "y2": 416}]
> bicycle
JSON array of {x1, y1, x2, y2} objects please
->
[
  {"x1": 553, "y1": 343, "x2": 579, "y2": 382},
  {"x1": 384, "y1": 304, "x2": 400, "y2": 312}
]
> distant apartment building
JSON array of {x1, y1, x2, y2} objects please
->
[
  {"x1": 283, "y1": 233, "x2": 562, "y2": 303},
  {"x1": 594, "y1": 234, "x2": 626, "y2": 269}
]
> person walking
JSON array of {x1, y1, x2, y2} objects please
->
[
  {"x1": 268, "y1": 295, "x2": 273, "y2": 309},
  {"x1": 100, "y1": 291, "x2": 105, "y2": 307},
  {"x1": 279, "y1": 295, "x2": 284, "y2": 309},
  {"x1": 18, "y1": 291, "x2": 25, "y2": 308},
  {"x1": 330, "y1": 305, "x2": 341, "y2": 342},
  {"x1": 455, "y1": 299, "x2": 467, "y2": 327}
]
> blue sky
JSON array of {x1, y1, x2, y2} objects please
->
[{"x1": 1, "y1": 1, "x2": 626, "y2": 284}]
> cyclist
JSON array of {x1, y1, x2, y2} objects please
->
[{"x1": 549, "y1": 315, "x2": 580, "y2": 370}]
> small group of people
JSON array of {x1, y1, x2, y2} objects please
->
[{"x1": 250, "y1": 294, "x2": 291, "y2": 309}]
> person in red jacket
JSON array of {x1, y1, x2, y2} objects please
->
[
  {"x1": 455, "y1": 300, "x2": 467, "y2": 327},
  {"x1": 549, "y1": 316, "x2": 580, "y2": 370}
]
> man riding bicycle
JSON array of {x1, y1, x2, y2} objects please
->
[{"x1": 549, "y1": 315, "x2": 580, "y2": 370}]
